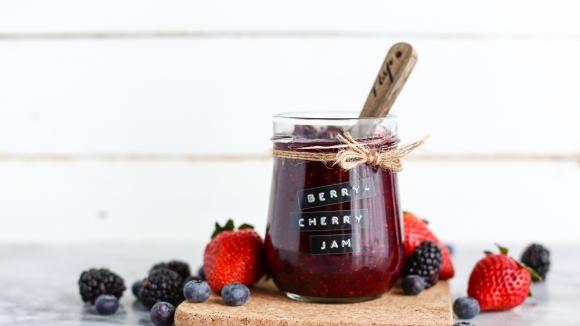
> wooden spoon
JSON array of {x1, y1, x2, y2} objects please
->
[{"x1": 359, "y1": 42, "x2": 417, "y2": 118}]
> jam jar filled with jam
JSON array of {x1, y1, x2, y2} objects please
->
[{"x1": 265, "y1": 112, "x2": 404, "y2": 303}]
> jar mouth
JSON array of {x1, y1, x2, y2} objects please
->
[
  {"x1": 272, "y1": 111, "x2": 398, "y2": 144},
  {"x1": 273, "y1": 111, "x2": 397, "y2": 122}
]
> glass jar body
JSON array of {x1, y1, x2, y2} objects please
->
[{"x1": 265, "y1": 113, "x2": 404, "y2": 302}]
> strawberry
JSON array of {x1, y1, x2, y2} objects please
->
[
  {"x1": 468, "y1": 244, "x2": 539, "y2": 311},
  {"x1": 403, "y1": 211, "x2": 455, "y2": 279},
  {"x1": 204, "y1": 220, "x2": 265, "y2": 294}
]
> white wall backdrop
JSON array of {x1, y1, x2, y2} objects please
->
[{"x1": 0, "y1": 0, "x2": 578, "y2": 244}]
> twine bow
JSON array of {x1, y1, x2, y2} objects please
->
[{"x1": 272, "y1": 132, "x2": 428, "y2": 172}]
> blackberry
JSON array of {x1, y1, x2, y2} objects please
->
[
  {"x1": 521, "y1": 243, "x2": 550, "y2": 280},
  {"x1": 150, "y1": 260, "x2": 191, "y2": 280},
  {"x1": 139, "y1": 268, "x2": 184, "y2": 308},
  {"x1": 404, "y1": 241, "x2": 442, "y2": 288},
  {"x1": 78, "y1": 268, "x2": 126, "y2": 303}
]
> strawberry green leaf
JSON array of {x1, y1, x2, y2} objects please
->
[
  {"x1": 517, "y1": 261, "x2": 543, "y2": 282},
  {"x1": 211, "y1": 219, "x2": 236, "y2": 239},
  {"x1": 224, "y1": 219, "x2": 235, "y2": 230},
  {"x1": 238, "y1": 223, "x2": 254, "y2": 230}
]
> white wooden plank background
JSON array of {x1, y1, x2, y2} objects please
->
[
  {"x1": 0, "y1": 39, "x2": 578, "y2": 155},
  {"x1": 1, "y1": 0, "x2": 579, "y2": 36},
  {"x1": 0, "y1": 1, "x2": 578, "y2": 244},
  {"x1": 0, "y1": 160, "x2": 577, "y2": 244}
]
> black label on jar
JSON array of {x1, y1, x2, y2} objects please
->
[
  {"x1": 298, "y1": 178, "x2": 376, "y2": 209},
  {"x1": 310, "y1": 234, "x2": 355, "y2": 255},
  {"x1": 290, "y1": 209, "x2": 369, "y2": 232}
]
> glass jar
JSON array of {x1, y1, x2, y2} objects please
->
[{"x1": 265, "y1": 112, "x2": 404, "y2": 303}]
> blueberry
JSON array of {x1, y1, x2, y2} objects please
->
[
  {"x1": 95, "y1": 294, "x2": 119, "y2": 315},
  {"x1": 132, "y1": 280, "x2": 142, "y2": 298},
  {"x1": 453, "y1": 296, "x2": 480, "y2": 319},
  {"x1": 402, "y1": 275, "x2": 426, "y2": 295},
  {"x1": 182, "y1": 275, "x2": 201, "y2": 287},
  {"x1": 453, "y1": 322, "x2": 474, "y2": 326},
  {"x1": 183, "y1": 280, "x2": 211, "y2": 303},
  {"x1": 197, "y1": 266, "x2": 205, "y2": 280},
  {"x1": 221, "y1": 283, "x2": 250, "y2": 306},
  {"x1": 150, "y1": 302, "x2": 175, "y2": 326}
]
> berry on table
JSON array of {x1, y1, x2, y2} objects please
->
[
  {"x1": 95, "y1": 294, "x2": 119, "y2": 315},
  {"x1": 468, "y1": 244, "x2": 534, "y2": 311},
  {"x1": 150, "y1": 301, "x2": 175, "y2": 326},
  {"x1": 401, "y1": 275, "x2": 426, "y2": 295},
  {"x1": 221, "y1": 282, "x2": 250, "y2": 306},
  {"x1": 150, "y1": 260, "x2": 191, "y2": 280},
  {"x1": 182, "y1": 275, "x2": 202, "y2": 287},
  {"x1": 183, "y1": 280, "x2": 211, "y2": 303},
  {"x1": 197, "y1": 266, "x2": 206, "y2": 280},
  {"x1": 139, "y1": 268, "x2": 184, "y2": 308},
  {"x1": 520, "y1": 243, "x2": 550, "y2": 281},
  {"x1": 78, "y1": 268, "x2": 126, "y2": 303},
  {"x1": 453, "y1": 296, "x2": 480, "y2": 319},
  {"x1": 404, "y1": 241, "x2": 442, "y2": 288},
  {"x1": 204, "y1": 220, "x2": 265, "y2": 293},
  {"x1": 132, "y1": 280, "x2": 142, "y2": 298},
  {"x1": 403, "y1": 211, "x2": 455, "y2": 279}
]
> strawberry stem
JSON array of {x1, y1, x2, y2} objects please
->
[{"x1": 494, "y1": 243, "x2": 509, "y2": 255}]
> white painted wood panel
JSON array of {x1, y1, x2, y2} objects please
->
[
  {"x1": 1, "y1": 1, "x2": 579, "y2": 36},
  {"x1": 0, "y1": 160, "x2": 578, "y2": 243},
  {"x1": 0, "y1": 39, "x2": 578, "y2": 155}
]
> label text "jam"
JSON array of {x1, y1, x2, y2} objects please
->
[{"x1": 310, "y1": 234, "x2": 354, "y2": 255}]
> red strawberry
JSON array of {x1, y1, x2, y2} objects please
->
[
  {"x1": 468, "y1": 245, "x2": 536, "y2": 311},
  {"x1": 204, "y1": 220, "x2": 265, "y2": 294},
  {"x1": 403, "y1": 211, "x2": 455, "y2": 279}
]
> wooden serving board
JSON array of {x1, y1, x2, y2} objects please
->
[{"x1": 175, "y1": 281, "x2": 452, "y2": 326}]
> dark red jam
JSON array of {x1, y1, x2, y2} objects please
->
[{"x1": 265, "y1": 127, "x2": 404, "y2": 300}]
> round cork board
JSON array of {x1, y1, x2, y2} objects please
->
[{"x1": 175, "y1": 280, "x2": 452, "y2": 326}]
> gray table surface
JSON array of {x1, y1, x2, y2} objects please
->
[{"x1": 0, "y1": 244, "x2": 578, "y2": 326}]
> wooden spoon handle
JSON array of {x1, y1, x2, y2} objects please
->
[{"x1": 359, "y1": 43, "x2": 417, "y2": 118}]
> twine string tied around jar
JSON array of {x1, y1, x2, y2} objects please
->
[{"x1": 272, "y1": 132, "x2": 428, "y2": 172}]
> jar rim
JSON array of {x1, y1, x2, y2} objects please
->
[{"x1": 273, "y1": 111, "x2": 397, "y2": 121}]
